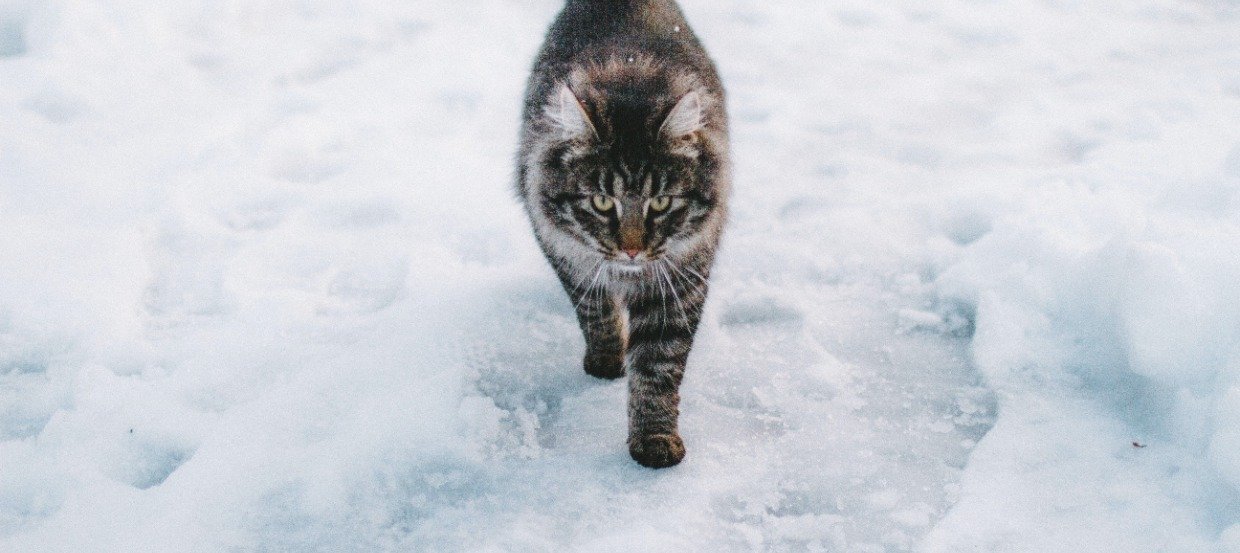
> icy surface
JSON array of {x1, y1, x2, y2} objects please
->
[{"x1": 0, "y1": 1, "x2": 1238, "y2": 551}]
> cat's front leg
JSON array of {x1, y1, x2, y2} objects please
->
[
  {"x1": 624, "y1": 271, "x2": 708, "y2": 468},
  {"x1": 559, "y1": 267, "x2": 626, "y2": 380}
]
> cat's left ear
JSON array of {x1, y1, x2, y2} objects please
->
[
  {"x1": 545, "y1": 84, "x2": 597, "y2": 141},
  {"x1": 659, "y1": 90, "x2": 705, "y2": 140}
]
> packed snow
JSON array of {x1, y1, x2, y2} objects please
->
[{"x1": 1, "y1": 0, "x2": 1238, "y2": 551}]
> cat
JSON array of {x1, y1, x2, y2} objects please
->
[{"x1": 517, "y1": 0, "x2": 730, "y2": 468}]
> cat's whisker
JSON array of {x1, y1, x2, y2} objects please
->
[
  {"x1": 657, "y1": 263, "x2": 677, "y2": 329},
  {"x1": 569, "y1": 258, "x2": 604, "y2": 299},
  {"x1": 655, "y1": 263, "x2": 673, "y2": 326},
  {"x1": 572, "y1": 261, "x2": 606, "y2": 313},
  {"x1": 676, "y1": 263, "x2": 709, "y2": 288},
  {"x1": 664, "y1": 260, "x2": 707, "y2": 301},
  {"x1": 659, "y1": 260, "x2": 692, "y2": 329},
  {"x1": 651, "y1": 262, "x2": 670, "y2": 332}
]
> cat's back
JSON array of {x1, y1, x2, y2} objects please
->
[
  {"x1": 523, "y1": 0, "x2": 722, "y2": 119},
  {"x1": 541, "y1": 0, "x2": 701, "y2": 64}
]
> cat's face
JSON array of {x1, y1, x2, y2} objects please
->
[
  {"x1": 551, "y1": 154, "x2": 713, "y2": 271},
  {"x1": 532, "y1": 82, "x2": 724, "y2": 276}
]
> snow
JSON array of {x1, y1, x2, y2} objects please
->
[{"x1": 1, "y1": 0, "x2": 1238, "y2": 551}]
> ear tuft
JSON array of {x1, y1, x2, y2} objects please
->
[
  {"x1": 659, "y1": 90, "x2": 704, "y2": 140},
  {"x1": 545, "y1": 84, "x2": 596, "y2": 141}
]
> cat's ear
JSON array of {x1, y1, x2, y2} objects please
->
[
  {"x1": 545, "y1": 84, "x2": 596, "y2": 141},
  {"x1": 659, "y1": 90, "x2": 705, "y2": 140}
]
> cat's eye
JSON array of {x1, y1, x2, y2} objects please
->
[
  {"x1": 649, "y1": 196, "x2": 672, "y2": 212},
  {"x1": 592, "y1": 195, "x2": 615, "y2": 212}
]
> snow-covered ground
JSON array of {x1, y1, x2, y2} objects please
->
[{"x1": 1, "y1": 0, "x2": 1238, "y2": 551}]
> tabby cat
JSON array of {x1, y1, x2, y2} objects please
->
[{"x1": 517, "y1": 0, "x2": 730, "y2": 468}]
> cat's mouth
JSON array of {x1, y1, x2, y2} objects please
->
[
  {"x1": 605, "y1": 247, "x2": 668, "y2": 276},
  {"x1": 610, "y1": 260, "x2": 646, "y2": 273},
  {"x1": 608, "y1": 257, "x2": 652, "y2": 277}
]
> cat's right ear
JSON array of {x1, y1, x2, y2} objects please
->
[{"x1": 545, "y1": 84, "x2": 597, "y2": 141}]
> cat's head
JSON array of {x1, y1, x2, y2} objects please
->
[{"x1": 527, "y1": 58, "x2": 728, "y2": 275}]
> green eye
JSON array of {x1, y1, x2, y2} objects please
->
[
  {"x1": 649, "y1": 196, "x2": 671, "y2": 212},
  {"x1": 592, "y1": 195, "x2": 615, "y2": 212}
]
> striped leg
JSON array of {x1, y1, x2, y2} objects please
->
[
  {"x1": 624, "y1": 263, "x2": 709, "y2": 468},
  {"x1": 557, "y1": 267, "x2": 626, "y2": 380}
]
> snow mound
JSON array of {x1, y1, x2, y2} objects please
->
[{"x1": 926, "y1": 180, "x2": 1240, "y2": 551}]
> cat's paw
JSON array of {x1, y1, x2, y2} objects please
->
[
  {"x1": 583, "y1": 351, "x2": 625, "y2": 380},
  {"x1": 628, "y1": 433, "x2": 685, "y2": 468}
]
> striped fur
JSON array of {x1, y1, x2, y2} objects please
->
[{"x1": 517, "y1": 0, "x2": 730, "y2": 468}]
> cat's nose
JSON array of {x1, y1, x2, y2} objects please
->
[{"x1": 621, "y1": 248, "x2": 642, "y2": 259}]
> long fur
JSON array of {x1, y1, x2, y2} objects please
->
[{"x1": 517, "y1": 0, "x2": 730, "y2": 468}]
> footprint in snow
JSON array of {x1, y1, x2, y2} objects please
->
[
  {"x1": 778, "y1": 195, "x2": 834, "y2": 222},
  {"x1": 119, "y1": 431, "x2": 196, "y2": 490},
  {"x1": 0, "y1": 9, "x2": 27, "y2": 58},
  {"x1": 941, "y1": 211, "x2": 992, "y2": 246},
  {"x1": 720, "y1": 296, "x2": 804, "y2": 329}
]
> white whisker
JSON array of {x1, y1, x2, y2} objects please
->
[
  {"x1": 573, "y1": 261, "x2": 606, "y2": 313},
  {"x1": 659, "y1": 260, "x2": 692, "y2": 329}
]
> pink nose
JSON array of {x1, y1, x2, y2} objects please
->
[{"x1": 621, "y1": 248, "x2": 642, "y2": 259}]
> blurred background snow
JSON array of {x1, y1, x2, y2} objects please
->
[{"x1": 0, "y1": 1, "x2": 1238, "y2": 551}]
